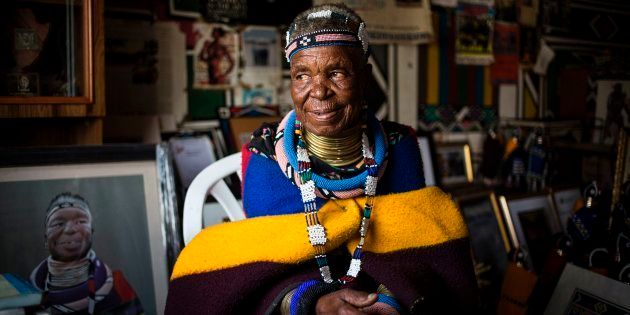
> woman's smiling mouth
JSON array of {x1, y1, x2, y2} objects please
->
[{"x1": 309, "y1": 108, "x2": 342, "y2": 121}]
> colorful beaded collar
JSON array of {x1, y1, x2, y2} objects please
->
[
  {"x1": 294, "y1": 118, "x2": 379, "y2": 284},
  {"x1": 282, "y1": 111, "x2": 386, "y2": 192}
]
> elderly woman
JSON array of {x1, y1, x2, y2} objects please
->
[
  {"x1": 166, "y1": 4, "x2": 478, "y2": 314},
  {"x1": 30, "y1": 193, "x2": 143, "y2": 314}
]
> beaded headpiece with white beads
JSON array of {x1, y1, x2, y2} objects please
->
[{"x1": 284, "y1": 4, "x2": 369, "y2": 62}]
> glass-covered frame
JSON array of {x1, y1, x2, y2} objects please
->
[{"x1": 0, "y1": 0, "x2": 93, "y2": 104}]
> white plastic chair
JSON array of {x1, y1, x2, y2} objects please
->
[{"x1": 183, "y1": 152, "x2": 246, "y2": 245}]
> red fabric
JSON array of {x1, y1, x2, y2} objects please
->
[{"x1": 113, "y1": 271, "x2": 136, "y2": 303}]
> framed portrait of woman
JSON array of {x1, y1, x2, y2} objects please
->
[{"x1": 0, "y1": 144, "x2": 180, "y2": 315}]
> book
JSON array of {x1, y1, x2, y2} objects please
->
[
  {"x1": 0, "y1": 273, "x2": 41, "y2": 310},
  {"x1": 0, "y1": 308, "x2": 25, "y2": 315}
]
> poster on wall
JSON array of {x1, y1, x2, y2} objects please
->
[
  {"x1": 192, "y1": 23, "x2": 239, "y2": 89},
  {"x1": 313, "y1": 0, "x2": 433, "y2": 44},
  {"x1": 491, "y1": 21, "x2": 519, "y2": 83},
  {"x1": 455, "y1": 0, "x2": 495, "y2": 65},
  {"x1": 240, "y1": 26, "x2": 282, "y2": 87}
]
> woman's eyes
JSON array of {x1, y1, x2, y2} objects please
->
[
  {"x1": 330, "y1": 71, "x2": 346, "y2": 79},
  {"x1": 293, "y1": 71, "x2": 348, "y2": 81}
]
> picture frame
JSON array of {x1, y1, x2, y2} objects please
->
[
  {"x1": 498, "y1": 193, "x2": 561, "y2": 272},
  {"x1": 168, "y1": 0, "x2": 202, "y2": 18},
  {"x1": 550, "y1": 186, "x2": 582, "y2": 233},
  {"x1": 0, "y1": 145, "x2": 180, "y2": 315},
  {"x1": 228, "y1": 116, "x2": 280, "y2": 151},
  {"x1": 192, "y1": 23, "x2": 239, "y2": 89},
  {"x1": 240, "y1": 26, "x2": 282, "y2": 87},
  {"x1": 544, "y1": 263, "x2": 630, "y2": 314},
  {"x1": 0, "y1": 0, "x2": 94, "y2": 104},
  {"x1": 435, "y1": 141, "x2": 474, "y2": 186},
  {"x1": 454, "y1": 191, "x2": 511, "y2": 290}
]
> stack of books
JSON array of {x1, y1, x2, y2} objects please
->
[{"x1": 0, "y1": 273, "x2": 42, "y2": 314}]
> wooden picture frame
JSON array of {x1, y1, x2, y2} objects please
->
[
  {"x1": 498, "y1": 193, "x2": 561, "y2": 272},
  {"x1": 0, "y1": 0, "x2": 94, "y2": 104},
  {"x1": 0, "y1": 145, "x2": 180, "y2": 315},
  {"x1": 435, "y1": 141, "x2": 474, "y2": 186}
]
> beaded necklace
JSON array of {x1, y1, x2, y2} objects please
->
[{"x1": 295, "y1": 119, "x2": 379, "y2": 284}]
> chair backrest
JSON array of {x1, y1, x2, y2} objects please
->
[{"x1": 183, "y1": 152, "x2": 245, "y2": 245}]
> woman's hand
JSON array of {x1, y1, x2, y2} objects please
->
[{"x1": 315, "y1": 288, "x2": 377, "y2": 314}]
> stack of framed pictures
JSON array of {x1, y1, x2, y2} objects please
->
[
  {"x1": 453, "y1": 186, "x2": 584, "y2": 311},
  {"x1": 454, "y1": 186, "x2": 583, "y2": 274}
]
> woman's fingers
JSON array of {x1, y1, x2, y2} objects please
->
[
  {"x1": 316, "y1": 289, "x2": 378, "y2": 314},
  {"x1": 338, "y1": 290, "x2": 378, "y2": 308}
]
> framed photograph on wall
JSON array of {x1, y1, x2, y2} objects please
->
[
  {"x1": 0, "y1": 145, "x2": 180, "y2": 315},
  {"x1": 544, "y1": 263, "x2": 630, "y2": 314},
  {"x1": 435, "y1": 141, "x2": 474, "y2": 186},
  {"x1": 498, "y1": 193, "x2": 561, "y2": 272},
  {"x1": 240, "y1": 26, "x2": 282, "y2": 87},
  {"x1": 168, "y1": 0, "x2": 201, "y2": 18},
  {"x1": 454, "y1": 191, "x2": 511, "y2": 292},
  {"x1": 192, "y1": 23, "x2": 239, "y2": 89}
]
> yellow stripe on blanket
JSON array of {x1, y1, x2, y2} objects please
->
[{"x1": 171, "y1": 186, "x2": 467, "y2": 279}]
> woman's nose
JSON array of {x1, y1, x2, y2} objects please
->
[
  {"x1": 63, "y1": 221, "x2": 79, "y2": 233},
  {"x1": 309, "y1": 75, "x2": 329, "y2": 100}
]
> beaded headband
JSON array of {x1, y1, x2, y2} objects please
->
[
  {"x1": 285, "y1": 8, "x2": 369, "y2": 62},
  {"x1": 46, "y1": 198, "x2": 92, "y2": 226}
]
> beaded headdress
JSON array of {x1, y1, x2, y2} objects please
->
[
  {"x1": 45, "y1": 193, "x2": 92, "y2": 227},
  {"x1": 284, "y1": 4, "x2": 369, "y2": 62}
]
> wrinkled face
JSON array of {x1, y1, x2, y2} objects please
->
[
  {"x1": 290, "y1": 46, "x2": 369, "y2": 136},
  {"x1": 45, "y1": 208, "x2": 92, "y2": 262}
]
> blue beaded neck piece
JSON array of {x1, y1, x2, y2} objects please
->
[{"x1": 283, "y1": 110, "x2": 387, "y2": 191}]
